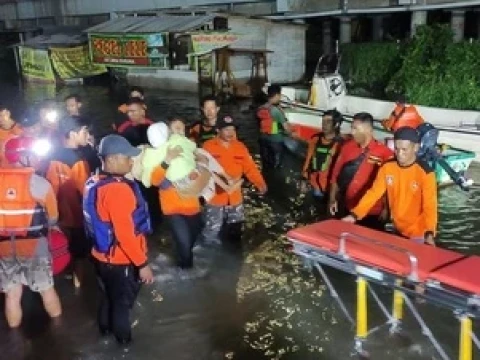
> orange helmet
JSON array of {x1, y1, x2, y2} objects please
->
[{"x1": 4, "y1": 136, "x2": 51, "y2": 165}]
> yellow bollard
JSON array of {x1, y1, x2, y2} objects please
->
[
  {"x1": 459, "y1": 316, "x2": 472, "y2": 360},
  {"x1": 356, "y1": 277, "x2": 368, "y2": 339},
  {"x1": 392, "y1": 280, "x2": 404, "y2": 321}
]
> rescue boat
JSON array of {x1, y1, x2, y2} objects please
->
[{"x1": 277, "y1": 54, "x2": 478, "y2": 187}]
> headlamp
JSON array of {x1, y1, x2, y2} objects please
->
[
  {"x1": 31, "y1": 138, "x2": 52, "y2": 157},
  {"x1": 46, "y1": 110, "x2": 58, "y2": 123}
]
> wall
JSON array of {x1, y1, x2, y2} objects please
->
[
  {"x1": 0, "y1": 0, "x2": 276, "y2": 23},
  {"x1": 277, "y1": 0, "x2": 479, "y2": 12},
  {"x1": 228, "y1": 16, "x2": 306, "y2": 83}
]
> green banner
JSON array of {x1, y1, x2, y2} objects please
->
[
  {"x1": 19, "y1": 46, "x2": 55, "y2": 82},
  {"x1": 50, "y1": 45, "x2": 107, "y2": 79},
  {"x1": 89, "y1": 33, "x2": 169, "y2": 68}
]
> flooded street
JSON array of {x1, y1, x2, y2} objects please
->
[{"x1": 0, "y1": 81, "x2": 479, "y2": 360}]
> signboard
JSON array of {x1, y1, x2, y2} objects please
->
[
  {"x1": 191, "y1": 33, "x2": 238, "y2": 54},
  {"x1": 191, "y1": 32, "x2": 239, "y2": 80},
  {"x1": 50, "y1": 45, "x2": 107, "y2": 79},
  {"x1": 18, "y1": 46, "x2": 55, "y2": 82},
  {"x1": 89, "y1": 33, "x2": 169, "y2": 68}
]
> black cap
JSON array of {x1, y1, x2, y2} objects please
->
[
  {"x1": 216, "y1": 115, "x2": 238, "y2": 130},
  {"x1": 394, "y1": 126, "x2": 420, "y2": 143},
  {"x1": 267, "y1": 84, "x2": 281, "y2": 98},
  {"x1": 98, "y1": 134, "x2": 141, "y2": 157},
  {"x1": 59, "y1": 115, "x2": 84, "y2": 136}
]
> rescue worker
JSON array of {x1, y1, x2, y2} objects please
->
[
  {"x1": 84, "y1": 134, "x2": 154, "y2": 345},
  {"x1": 64, "y1": 95, "x2": 101, "y2": 173},
  {"x1": 0, "y1": 136, "x2": 61, "y2": 328},
  {"x1": 117, "y1": 98, "x2": 154, "y2": 147},
  {"x1": 382, "y1": 96, "x2": 424, "y2": 133},
  {"x1": 301, "y1": 110, "x2": 345, "y2": 198},
  {"x1": 0, "y1": 104, "x2": 23, "y2": 167},
  {"x1": 114, "y1": 86, "x2": 147, "y2": 131},
  {"x1": 45, "y1": 116, "x2": 91, "y2": 288},
  {"x1": 189, "y1": 94, "x2": 220, "y2": 146},
  {"x1": 65, "y1": 94, "x2": 83, "y2": 118},
  {"x1": 117, "y1": 86, "x2": 146, "y2": 115},
  {"x1": 202, "y1": 116, "x2": 267, "y2": 245},
  {"x1": 257, "y1": 84, "x2": 293, "y2": 169},
  {"x1": 38, "y1": 100, "x2": 60, "y2": 138},
  {"x1": 343, "y1": 127, "x2": 437, "y2": 245},
  {"x1": 150, "y1": 146, "x2": 206, "y2": 269},
  {"x1": 329, "y1": 112, "x2": 393, "y2": 229},
  {"x1": 22, "y1": 101, "x2": 59, "y2": 142}
]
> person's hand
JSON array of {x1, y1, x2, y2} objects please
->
[
  {"x1": 342, "y1": 215, "x2": 356, "y2": 223},
  {"x1": 298, "y1": 180, "x2": 309, "y2": 193},
  {"x1": 165, "y1": 145, "x2": 183, "y2": 163},
  {"x1": 378, "y1": 208, "x2": 389, "y2": 222},
  {"x1": 425, "y1": 234, "x2": 436, "y2": 246},
  {"x1": 258, "y1": 184, "x2": 268, "y2": 195},
  {"x1": 195, "y1": 153, "x2": 209, "y2": 165},
  {"x1": 139, "y1": 265, "x2": 154, "y2": 284},
  {"x1": 329, "y1": 200, "x2": 338, "y2": 216},
  {"x1": 87, "y1": 134, "x2": 95, "y2": 147}
]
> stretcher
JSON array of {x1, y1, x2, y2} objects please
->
[{"x1": 286, "y1": 219, "x2": 480, "y2": 360}]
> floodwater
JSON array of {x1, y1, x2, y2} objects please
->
[{"x1": 0, "y1": 79, "x2": 479, "y2": 360}]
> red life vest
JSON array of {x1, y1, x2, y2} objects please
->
[{"x1": 257, "y1": 104, "x2": 282, "y2": 135}]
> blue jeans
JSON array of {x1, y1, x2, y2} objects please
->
[
  {"x1": 259, "y1": 137, "x2": 284, "y2": 169},
  {"x1": 167, "y1": 213, "x2": 202, "y2": 268}
]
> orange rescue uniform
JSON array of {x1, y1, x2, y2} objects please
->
[
  {"x1": 382, "y1": 104, "x2": 424, "y2": 133},
  {"x1": 351, "y1": 160, "x2": 437, "y2": 239},
  {"x1": 202, "y1": 137, "x2": 266, "y2": 206},
  {"x1": 0, "y1": 123, "x2": 23, "y2": 167},
  {"x1": 91, "y1": 177, "x2": 148, "y2": 266},
  {"x1": 0, "y1": 167, "x2": 58, "y2": 258},
  {"x1": 302, "y1": 133, "x2": 345, "y2": 193},
  {"x1": 45, "y1": 148, "x2": 90, "y2": 228},
  {"x1": 150, "y1": 167, "x2": 201, "y2": 216},
  {"x1": 331, "y1": 139, "x2": 394, "y2": 215}
]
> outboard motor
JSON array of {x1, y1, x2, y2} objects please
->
[{"x1": 417, "y1": 123, "x2": 471, "y2": 191}]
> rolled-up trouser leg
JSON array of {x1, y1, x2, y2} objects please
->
[{"x1": 201, "y1": 205, "x2": 225, "y2": 245}]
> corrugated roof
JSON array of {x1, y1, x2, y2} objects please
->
[
  {"x1": 19, "y1": 34, "x2": 87, "y2": 49},
  {"x1": 84, "y1": 14, "x2": 216, "y2": 34}
]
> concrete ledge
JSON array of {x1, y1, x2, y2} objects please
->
[{"x1": 127, "y1": 69, "x2": 199, "y2": 92}]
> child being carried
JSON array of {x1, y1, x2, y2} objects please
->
[{"x1": 140, "y1": 118, "x2": 242, "y2": 201}]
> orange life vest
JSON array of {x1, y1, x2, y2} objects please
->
[
  {"x1": 0, "y1": 168, "x2": 48, "y2": 240},
  {"x1": 382, "y1": 104, "x2": 424, "y2": 133}
]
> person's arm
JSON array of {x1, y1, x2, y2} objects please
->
[
  {"x1": 105, "y1": 183, "x2": 148, "y2": 267},
  {"x1": 302, "y1": 139, "x2": 315, "y2": 178},
  {"x1": 242, "y1": 145, "x2": 267, "y2": 193},
  {"x1": 150, "y1": 145, "x2": 183, "y2": 187},
  {"x1": 349, "y1": 165, "x2": 388, "y2": 221},
  {"x1": 422, "y1": 171, "x2": 438, "y2": 244},
  {"x1": 72, "y1": 160, "x2": 90, "y2": 195},
  {"x1": 271, "y1": 106, "x2": 292, "y2": 134},
  {"x1": 328, "y1": 149, "x2": 345, "y2": 214}
]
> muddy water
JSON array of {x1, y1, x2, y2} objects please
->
[{"x1": 0, "y1": 81, "x2": 479, "y2": 360}]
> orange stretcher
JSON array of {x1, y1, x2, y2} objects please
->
[{"x1": 287, "y1": 219, "x2": 480, "y2": 360}]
